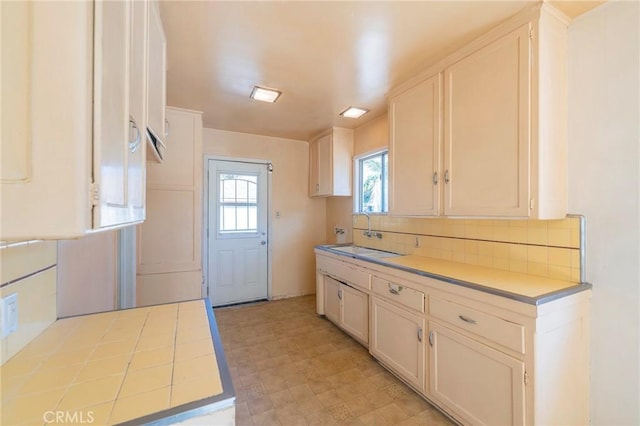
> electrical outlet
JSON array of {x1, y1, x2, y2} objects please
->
[{"x1": 1, "y1": 293, "x2": 18, "y2": 339}]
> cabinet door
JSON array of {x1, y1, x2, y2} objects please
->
[
  {"x1": 370, "y1": 297, "x2": 425, "y2": 391},
  {"x1": 147, "y1": 0, "x2": 166, "y2": 153},
  {"x1": 93, "y1": 0, "x2": 132, "y2": 228},
  {"x1": 429, "y1": 321, "x2": 525, "y2": 425},
  {"x1": 309, "y1": 134, "x2": 332, "y2": 197},
  {"x1": 389, "y1": 74, "x2": 442, "y2": 216},
  {"x1": 316, "y1": 134, "x2": 332, "y2": 196},
  {"x1": 309, "y1": 138, "x2": 320, "y2": 196},
  {"x1": 128, "y1": 0, "x2": 148, "y2": 223},
  {"x1": 324, "y1": 276, "x2": 341, "y2": 325},
  {"x1": 341, "y1": 284, "x2": 368, "y2": 344},
  {"x1": 443, "y1": 24, "x2": 531, "y2": 217},
  {"x1": 1, "y1": 1, "x2": 93, "y2": 239}
]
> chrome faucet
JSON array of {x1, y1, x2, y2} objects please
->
[{"x1": 356, "y1": 212, "x2": 382, "y2": 239}]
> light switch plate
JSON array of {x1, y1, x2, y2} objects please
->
[{"x1": 1, "y1": 293, "x2": 18, "y2": 339}]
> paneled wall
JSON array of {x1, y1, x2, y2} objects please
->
[{"x1": 137, "y1": 107, "x2": 204, "y2": 306}]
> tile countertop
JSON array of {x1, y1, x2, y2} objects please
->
[
  {"x1": 316, "y1": 245, "x2": 592, "y2": 305},
  {"x1": 0, "y1": 299, "x2": 234, "y2": 426}
]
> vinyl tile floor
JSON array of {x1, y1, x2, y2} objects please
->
[{"x1": 215, "y1": 295, "x2": 454, "y2": 426}]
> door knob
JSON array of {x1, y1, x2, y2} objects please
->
[{"x1": 260, "y1": 241, "x2": 267, "y2": 245}]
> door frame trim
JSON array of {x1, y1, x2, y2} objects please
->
[{"x1": 202, "y1": 155, "x2": 273, "y2": 304}]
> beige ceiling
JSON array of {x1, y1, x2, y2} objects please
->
[{"x1": 160, "y1": 1, "x2": 604, "y2": 142}]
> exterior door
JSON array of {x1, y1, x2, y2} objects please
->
[{"x1": 207, "y1": 160, "x2": 269, "y2": 306}]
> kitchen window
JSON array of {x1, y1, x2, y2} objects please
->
[{"x1": 355, "y1": 150, "x2": 388, "y2": 213}]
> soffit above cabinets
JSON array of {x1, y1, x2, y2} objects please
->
[{"x1": 159, "y1": 1, "x2": 604, "y2": 141}]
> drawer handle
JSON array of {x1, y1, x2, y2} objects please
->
[
  {"x1": 458, "y1": 315, "x2": 477, "y2": 325},
  {"x1": 417, "y1": 327, "x2": 423, "y2": 342},
  {"x1": 387, "y1": 283, "x2": 403, "y2": 295}
]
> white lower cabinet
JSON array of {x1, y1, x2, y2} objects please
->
[
  {"x1": 323, "y1": 276, "x2": 369, "y2": 345},
  {"x1": 429, "y1": 321, "x2": 526, "y2": 426},
  {"x1": 315, "y1": 249, "x2": 590, "y2": 426},
  {"x1": 324, "y1": 276, "x2": 342, "y2": 325},
  {"x1": 370, "y1": 296, "x2": 426, "y2": 391},
  {"x1": 341, "y1": 284, "x2": 369, "y2": 344}
]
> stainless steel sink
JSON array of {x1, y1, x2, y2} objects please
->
[{"x1": 329, "y1": 245, "x2": 400, "y2": 259}]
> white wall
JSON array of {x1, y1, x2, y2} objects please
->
[
  {"x1": 1, "y1": 241, "x2": 57, "y2": 364},
  {"x1": 568, "y1": 2, "x2": 639, "y2": 424},
  {"x1": 57, "y1": 231, "x2": 117, "y2": 317},
  {"x1": 203, "y1": 128, "x2": 326, "y2": 299}
]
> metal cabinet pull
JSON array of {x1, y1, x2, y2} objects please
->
[
  {"x1": 338, "y1": 289, "x2": 342, "y2": 300},
  {"x1": 458, "y1": 315, "x2": 477, "y2": 325},
  {"x1": 164, "y1": 118, "x2": 170, "y2": 138},
  {"x1": 417, "y1": 327, "x2": 423, "y2": 342},
  {"x1": 428, "y1": 331, "x2": 434, "y2": 347},
  {"x1": 129, "y1": 117, "x2": 141, "y2": 153},
  {"x1": 433, "y1": 172, "x2": 439, "y2": 185},
  {"x1": 444, "y1": 169, "x2": 450, "y2": 184},
  {"x1": 387, "y1": 283, "x2": 403, "y2": 295}
]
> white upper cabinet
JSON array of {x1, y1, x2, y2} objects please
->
[
  {"x1": 389, "y1": 74, "x2": 442, "y2": 216},
  {"x1": 1, "y1": 0, "x2": 155, "y2": 240},
  {"x1": 146, "y1": 0, "x2": 167, "y2": 162},
  {"x1": 443, "y1": 24, "x2": 531, "y2": 218},
  {"x1": 94, "y1": 0, "x2": 147, "y2": 228},
  {"x1": 388, "y1": 4, "x2": 569, "y2": 219},
  {"x1": 308, "y1": 127, "x2": 353, "y2": 197}
]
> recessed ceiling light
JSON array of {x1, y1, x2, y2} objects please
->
[
  {"x1": 250, "y1": 86, "x2": 281, "y2": 103},
  {"x1": 340, "y1": 106, "x2": 369, "y2": 119}
]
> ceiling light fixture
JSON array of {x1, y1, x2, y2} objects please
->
[
  {"x1": 250, "y1": 86, "x2": 281, "y2": 103},
  {"x1": 340, "y1": 106, "x2": 369, "y2": 119}
]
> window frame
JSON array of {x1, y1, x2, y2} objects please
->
[{"x1": 353, "y1": 148, "x2": 389, "y2": 214}]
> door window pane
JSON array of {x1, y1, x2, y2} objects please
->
[{"x1": 218, "y1": 173, "x2": 258, "y2": 233}]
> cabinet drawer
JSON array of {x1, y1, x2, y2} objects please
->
[
  {"x1": 317, "y1": 255, "x2": 341, "y2": 276},
  {"x1": 429, "y1": 297, "x2": 525, "y2": 355},
  {"x1": 340, "y1": 262, "x2": 370, "y2": 291},
  {"x1": 371, "y1": 276, "x2": 425, "y2": 313},
  {"x1": 317, "y1": 256, "x2": 370, "y2": 291}
]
